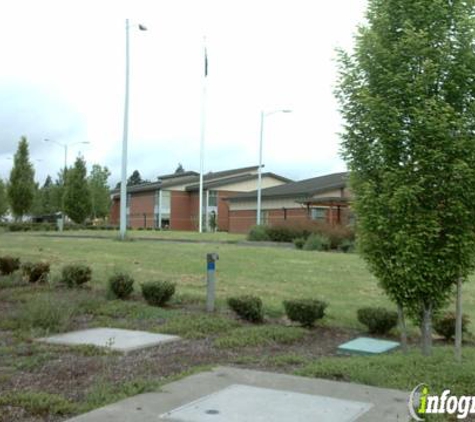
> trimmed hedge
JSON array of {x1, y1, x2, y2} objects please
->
[
  {"x1": 434, "y1": 312, "x2": 470, "y2": 341},
  {"x1": 247, "y1": 221, "x2": 355, "y2": 250},
  {"x1": 247, "y1": 225, "x2": 270, "y2": 241},
  {"x1": 60, "y1": 264, "x2": 92, "y2": 287},
  {"x1": 141, "y1": 281, "x2": 175, "y2": 306},
  {"x1": 22, "y1": 262, "x2": 50, "y2": 283},
  {"x1": 227, "y1": 295, "x2": 264, "y2": 323},
  {"x1": 283, "y1": 299, "x2": 327, "y2": 327},
  {"x1": 303, "y1": 234, "x2": 330, "y2": 251},
  {"x1": 0, "y1": 256, "x2": 21, "y2": 275},
  {"x1": 357, "y1": 307, "x2": 398, "y2": 334},
  {"x1": 108, "y1": 272, "x2": 135, "y2": 299}
]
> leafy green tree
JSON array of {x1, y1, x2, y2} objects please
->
[
  {"x1": 51, "y1": 169, "x2": 67, "y2": 213},
  {"x1": 40, "y1": 175, "x2": 56, "y2": 215},
  {"x1": 0, "y1": 179, "x2": 8, "y2": 219},
  {"x1": 88, "y1": 164, "x2": 111, "y2": 219},
  {"x1": 8, "y1": 136, "x2": 35, "y2": 219},
  {"x1": 64, "y1": 156, "x2": 91, "y2": 224},
  {"x1": 127, "y1": 170, "x2": 145, "y2": 186},
  {"x1": 30, "y1": 182, "x2": 43, "y2": 217},
  {"x1": 337, "y1": 0, "x2": 475, "y2": 355},
  {"x1": 174, "y1": 163, "x2": 185, "y2": 174}
]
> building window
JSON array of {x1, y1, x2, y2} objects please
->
[
  {"x1": 126, "y1": 194, "x2": 131, "y2": 214},
  {"x1": 154, "y1": 190, "x2": 171, "y2": 229},
  {"x1": 310, "y1": 207, "x2": 326, "y2": 221},
  {"x1": 208, "y1": 190, "x2": 217, "y2": 207},
  {"x1": 161, "y1": 191, "x2": 171, "y2": 213},
  {"x1": 154, "y1": 190, "x2": 160, "y2": 207}
]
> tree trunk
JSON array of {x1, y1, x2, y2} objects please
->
[
  {"x1": 421, "y1": 303, "x2": 433, "y2": 356},
  {"x1": 397, "y1": 303, "x2": 408, "y2": 353},
  {"x1": 455, "y1": 277, "x2": 463, "y2": 362}
]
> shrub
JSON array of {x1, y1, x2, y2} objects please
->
[
  {"x1": 357, "y1": 307, "x2": 398, "y2": 334},
  {"x1": 227, "y1": 295, "x2": 264, "y2": 323},
  {"x1": 247, "y1": 221, "x2": 356, "y2": 249},
  {"x1": 108, "y1": 272, "x2": 135, "y2": 299},
  {"x1": 60, "y1": 264, "x2": 92, "y2": 287},
  {"x1": 0, "y1": 256, "x2": 21, "y2": 275},
  {"x1": 293, "y1": 237, "x2": 306, "y2": 250},
  {"x1": 247, "y1": 225, "x2": 270, "y2": 241},
  {"x1": 283, "y1": 299, "x2": 327, "y2": 327},
  {"x1": 339, "y1": 239, "x2": 355, "y2": 253},
  {"x1": 22, "y1": 262, "x2": 50, "y2": 283},
  {"x1": 434, "y1": 312, "x2": 470, "y2": 341},
  {"x1": 141, "y1": 281, "x2": 175, "y2": 306},
  {"x1": 303, "y1": 233, "x2": 330, "y2": 251},
  {"x1": 265, "y1": 225, "x2": 301, "y2": 243}
]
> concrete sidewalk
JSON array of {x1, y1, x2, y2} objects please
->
[{"x1": 66, "y1": 366, "x2": 410, "y2": 422}]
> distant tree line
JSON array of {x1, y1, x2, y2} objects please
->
[{"x1": 1, "y1": 136, "x2": 112, "y2": 224}]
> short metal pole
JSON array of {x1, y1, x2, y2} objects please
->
[{"x1": 206, "y1": 253, "x2": 218, "y2": 312}]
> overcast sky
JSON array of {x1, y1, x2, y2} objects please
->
[{"x1": 0, "y1": 0, "x2": 367, "y2": 186}]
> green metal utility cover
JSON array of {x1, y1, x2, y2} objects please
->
[{"x1": 338, "y1": 337, "x2": 400, "y2": 355}]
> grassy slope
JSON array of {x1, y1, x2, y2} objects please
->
[{"x1": 2, "y1": 231, "x2": 474, "y2": 328}]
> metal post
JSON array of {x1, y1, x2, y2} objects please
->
[
  {"x1": 257, "y1": 111, "x2": 264, "y2": 225},
  {"x1": 206, "y1": 253, "x2": 219, "y2": 312},
  {"x1": 199, "y1": 37, "x2": 207, "y2": 233},
  {"x1": 119, "y1": 18, "x2": 130, "y2": 240}
]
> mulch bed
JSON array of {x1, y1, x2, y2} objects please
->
[{"x1": 0, "y1": 316, "x2": 358, "y2": 422}]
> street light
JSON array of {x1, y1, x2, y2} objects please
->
[
  {"x1": 119, "y1": 19, "x2": 147, "y2": 241},
  {"x1": 43, "y1": 139, "x2": 89, "y2": 230},
  {"x1": 256, "y1": 109, "x2": 292, "y2": 225},
  {"x1": 44, "y1": 139, "x2": 89, "y2": 170}
]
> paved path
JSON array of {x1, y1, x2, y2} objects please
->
[{"x1": 65, "y1": 366, "x2": 410, "y2": 422}]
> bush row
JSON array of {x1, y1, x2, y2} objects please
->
[
  {"x1": 0, "y1": 256, "x2": 177, "y2": 308},
  {"x1": 227, "y1": 295, "x2": 328, "y2": 327},
  {"x1": 1, "y1": 222, "x2": 120, "y2": 232},
  {"x1": 225, "y1": 295, "x2": 469, "y2": 340},
  {"x1": 107, "y1": 272, "x2": 176, "y2": 306},
  {"x1": 357, "y1": 307, "x2": 470, "y2": 338},
  {"x1": 248, "y1": 221, "x2": 355, "y2": 251}
]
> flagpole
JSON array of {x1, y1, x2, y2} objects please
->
[{"x1": 199, "y1": 37, "x2": 207, "y2": 233}]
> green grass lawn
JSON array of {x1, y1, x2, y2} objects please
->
[
  {"x1": 1, "y1": 231, "x2": 474, "y2": 329},
  {"x1": 2, "y1": 230, "x2": 475, "y2": 421},
  {"x1": 33, "y1": 228, "x2": 246, "y2": 242},
  {"x1": 0, "y1": 231, "x2": 388, "y2": 328}
]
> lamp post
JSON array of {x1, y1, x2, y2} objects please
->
[
  {"x1": 256, "y1": 109, "x2": 292, "y2": 225},
  {"x1": 44, "y1": 139, "x2": 89, "y2": 230},
  {"x1": 119, "y1": 19, "x2": 147, "y2": 241}
]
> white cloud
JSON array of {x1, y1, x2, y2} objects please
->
[{"x1": 0, "y1": 0, "x2": 367, "y2": 184}]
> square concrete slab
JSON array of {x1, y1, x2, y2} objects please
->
[
  {"x1": 38, "y1": 327, "x2": 180, "y2": 352},
  {"x1": 338, "y1": 337, "x2": 400, "y2": 355},
  {"x1": 64, "y1": 367, "x2": 410, "y2": 422},
  {"x1": 160, "y1": 384, "x2": 373, "y2": 422}
]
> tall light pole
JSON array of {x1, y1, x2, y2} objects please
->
[
  {"x1": 256, "y1": 109, "x2": 292, "y2": 225},
  {"x1": 44, "y1": 139, "x2": 89, "y2": 230},
  {"x1": 119, "y1": 19, "x2": 147, "y2": 241}
]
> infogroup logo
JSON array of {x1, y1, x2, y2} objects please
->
[{"x1": 409, "y1": 384, "x2": 475, "y2": 420}]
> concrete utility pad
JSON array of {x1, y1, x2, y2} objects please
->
[
  {"x1": 65, "y1": 366, "x2": 410, "y2": 422},
  {"x1": 160, "y1": 384, "x2": 372, "y2": 422},
  {"x1": 39, "y1": 327, "x2": 180, "y2": 352},
  {"x1": 338, "y1": 337, "x2": 400, "y2": 355}
]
